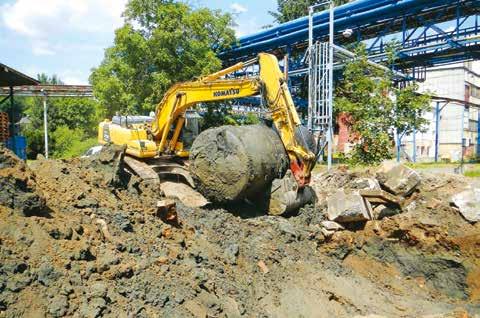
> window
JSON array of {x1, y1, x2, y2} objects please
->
[{"x1": 470, "y1": 85, "x2": 480, "y2": 98}]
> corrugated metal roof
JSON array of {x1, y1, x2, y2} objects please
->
[{"x1": 0, "y1": 63, "x2": 39, "y2": 87}]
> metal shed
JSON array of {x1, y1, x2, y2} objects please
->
[{"x1": 0, "y1": 63, "x2": 39, "y2": 159}]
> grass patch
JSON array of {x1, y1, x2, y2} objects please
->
[
  {"x1": 463, "y1": 169, "x2": 480, "y2": 178},
  {"x1": 405, "y1": 162, "x2": 457, "y2": 169}
]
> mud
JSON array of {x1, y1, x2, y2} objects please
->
[
  {"x1": 189, "y1": 124, "x2": 288, "y2": 203},
  {"x1": 0, "y1": 148, "x2": 479, "y2": 317}
]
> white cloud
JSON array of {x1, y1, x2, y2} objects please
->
[
  {"x1": 2, "y1": 0, "x2": 126, "y2": 37},
  {"x1": 230, "y1": 3, "x2": 248, "y2": 14},
  {"x1": 1, "y1": 0, "x2": 127, "y2": 56}
]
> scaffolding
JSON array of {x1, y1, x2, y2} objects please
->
[
  {"x1": 307, "y1": 42, "x2": 331, "y2": 146},
  {"x1": 308, "y1": 1, "x2": 334, "y2": 169}
]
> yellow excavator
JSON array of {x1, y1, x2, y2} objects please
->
[{"x1": 98, "y1": 53, "x2": 317, "y2": 214}]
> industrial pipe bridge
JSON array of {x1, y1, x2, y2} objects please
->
[{"x1": 221, "y1": 0, "x2": 480, "y2": 77}]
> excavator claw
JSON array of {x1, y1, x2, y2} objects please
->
[
  {"x1": 268, "y1": 169, "x2": 316, "y2": 216},
  {"x1": 123, "y1": 155, "x2": 208, "y2": 208}
]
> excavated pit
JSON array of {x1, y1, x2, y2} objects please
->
[{"x1": 189, "y1": 124, "x2": 289, "y2": 203}]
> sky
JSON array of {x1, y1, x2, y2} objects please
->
[{"x1": 0, "y1": 0, "x2": 277, "y2": 85}]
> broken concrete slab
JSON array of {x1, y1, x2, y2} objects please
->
[
  {"x1": 451, "y1": 188, "x2": 480, "y2": 223},
  {"x1": 351, "y1": 178, "x2": 380, "y2": 190},
  {"x1": 372, "y1": 204, "x2": 401, "y2": 220},
  {"x1": 321, "y1": 220, "x2": 345, "y2": 231},
  {"x1": 320, "y1": 227, "x2": 335, "y2": 238},
  {"x1": 161, "y1": 182, "x2": 208, "y2": 208},
  {"x1": 359, "y1": 189, "x2": 404, "y2": 207},
  {"x1": 376, "y1": 161, "x2": 420, "y2": 196},
  {"x1": 327, "y1": 189, "x2": 372, "y2": 222}
]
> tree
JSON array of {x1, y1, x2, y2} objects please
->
[
  {"x1": 335, "y1": 44, "x2": 430, "y2": 164},
  {"x1": 50, "y1": 125, "x2": 97, "y2": 159},
  {"x1": 270, "y1": 0, "x2": 351, "y2": 23},
  {"x1": 36, "y1": 73, "x2": 63, "y2": 85},
  {"x1": 90, "y1": 0, "x2": 236, "y2": 117}
]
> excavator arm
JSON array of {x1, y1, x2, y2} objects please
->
[
  {"x1": 257, "y1": 53, "x2": 315, "y2": 186},
  {"x1": 150, "y1": 78, "x2": 260, "y2": 154}
]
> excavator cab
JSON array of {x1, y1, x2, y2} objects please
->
[{"x1": 180, "y1": 110, "x2": 202, "y2": 151}]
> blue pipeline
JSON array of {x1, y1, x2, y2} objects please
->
[
  {"x1": 222, "y1": 0, "x2": 478, "y2": 58},
  {"x1": 238, "y1": 0, "x2": 392, "y2": 45}
]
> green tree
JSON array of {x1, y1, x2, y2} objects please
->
[
  {"x1": 50, "y1": 125, "x2": 97, "y2": 159},
  {"x1": 270, "y1": 0, "x2": 351, "y2": 23},
  {"x1": 335, "y1": 44, "x2": 430, "y2": 164},
  {"x1": 90, "y1": 0, "x2": 236, "y2": 117},
  {"x1": 36, "y1": 73, "x2": 63, "y2": 85}
]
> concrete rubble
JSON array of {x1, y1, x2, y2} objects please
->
[
  {"x1": 321, "y1": 220, "x2": 345, "y2": 231},
  {"x1": 325, "y1": 162, "x2": 421, "y2": 224},
  {"x1": 376, "y1": 161, "x2": 421, "y2": 196},
  {"x1": 327, "y1": 189, "x2": 372, "y2": 222},
  {"x1": 451, "y1": 188, "x2": 480, "y2": 223}
]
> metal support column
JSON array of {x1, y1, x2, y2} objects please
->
[
  {"x1": 460, "y1": 104, "x2": 466, "y2": 172},
  {"x1": 477, "y1": 109, "x2": 480, "y2": 156},
  {"x1": 396, "y1": 131, "x2": 402, "y2": 162},
  {"x1": 435, "y1": 101, "x2": 440, "y2": 162},
  {"x1": 9, "y1": 86, "x2": 14, "y2": 136},
  {"x1": 412, "y1": 127, "x2": 417, "y2": 162},
  {"x1": 42, "y1": 92, "x2": 49, "y2": 159},
  {"x1": 327, "y1": 1, "x2": 334, "y2": 170},
  {"x1": 307, "y1": 6, "x2": 314, "y2": 131}
]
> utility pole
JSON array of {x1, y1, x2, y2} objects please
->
[{"x1": 42, "y1": 89, "x2": 49, "y2": 159}]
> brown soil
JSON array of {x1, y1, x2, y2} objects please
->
[{"x1": 0, "y1": 145, "x2": 479, "y2": 318}]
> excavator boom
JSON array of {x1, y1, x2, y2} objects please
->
[{"x1": 150, "y1": 79, "x2": 260, "y2": 153}]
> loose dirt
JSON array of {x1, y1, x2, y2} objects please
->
[{"x1": 0, "y1": 145, "x2": 479, "y2": 317}]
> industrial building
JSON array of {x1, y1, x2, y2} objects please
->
[{"x1": 403, "y1": 62, "x2": 480, "y2": 162}]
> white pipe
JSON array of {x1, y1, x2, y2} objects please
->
[{"x1": 42, "y1": 93, "x2": 48, "y2": 159}]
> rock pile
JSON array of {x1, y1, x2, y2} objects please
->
[{"x1": 321, "y1": 161, "x2": 421, "y2": 232}]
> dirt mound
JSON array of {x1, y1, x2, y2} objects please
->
[
  {"x1": 0, "y1": 145, "x2": 45, "y2": 216},
  {"x1": 0, "y1": 152, "x2": 479, "y2": 317}
]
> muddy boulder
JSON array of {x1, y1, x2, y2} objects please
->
[{"x1": 189, "y1": 125, "x2": 288, "y2": 203}]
